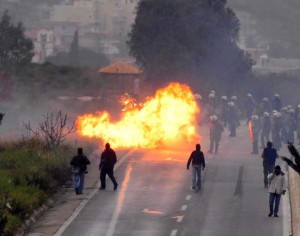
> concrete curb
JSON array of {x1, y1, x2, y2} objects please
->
[
  {"x1": 289, "y1": 167, "x2": 300, "y2": 236},
  {"x1": 23, "y1": 149, "x2": 130, "y2": 236}
]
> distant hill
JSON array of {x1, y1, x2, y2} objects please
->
[{"x1": 228, "y1": 0, "x2": 300, "y2": 58}]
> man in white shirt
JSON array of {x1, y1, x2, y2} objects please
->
[{"x1": 267, "y1": 165, "x2": 286, "y2": 217}]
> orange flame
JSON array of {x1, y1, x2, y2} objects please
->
[
  {"x1": 248, "y1": 121, "x2": 253, "y2": 142},
  {"x1": 76, "y1": 82, "x2": 200, "y2": 148}
]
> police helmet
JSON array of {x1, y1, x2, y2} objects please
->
[
  {"x1": 263, "y1": 112, "x2": 269, "y2": 117},
  {"x1": 231, "y1": 96, "x2": 237, "y2": 101},
  {"x1": 262, "y1": 97, "x2": 269, "y2": 102}
]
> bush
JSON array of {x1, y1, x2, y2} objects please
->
[
  {"x1": 3, "y1": 215, "x2": 21, "y2": 236},
  {"x1": 9, "y1": 186, "x2": 47, "y2": 219}
]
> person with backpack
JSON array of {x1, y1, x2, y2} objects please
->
[
  {"x1": 187, "y1": 144, "x2": 206, "y2": 189},
  {"x1": 99, "y1": 143, "x2": 118, "y2": 191},
  {"x1": 70, "y1": 147, "x2": 90, "y2": 195}
]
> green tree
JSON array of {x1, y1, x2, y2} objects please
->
[
  {"x1": 128, "y1": 0, "x2": 253, "y2": 93},
  {"x1": 46, "y1": 48, "x2": 109, "y2": 69},
  {"x1": 69, "y1": 30, "x2": 79, "y2": 67},
  {"x1": 0, "y1": 11, "x2": 33, "y2": 73}
]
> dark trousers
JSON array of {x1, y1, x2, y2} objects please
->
[
  {"x1": 269, "y1": 193, "x2": 281, "y2": 214},
  {"x1": 264, "y1": 166, "x2": 274, "y2": 187},
  {"x1": 209, "y1": 139, "x2": 219, "y2": 153},
  {"x1": 100, "y1": 167, "x2": 117, "y2": 189}
]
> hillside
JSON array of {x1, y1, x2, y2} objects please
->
[{"x1": 228, "y1": 0, "x2": 300, "y2": 58}]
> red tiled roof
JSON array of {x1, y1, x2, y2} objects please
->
[{"x1": 98, "y1": 61, "x2": 142, "y2": 75}]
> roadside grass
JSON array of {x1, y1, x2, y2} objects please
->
[{"x1": 0, "y1": 138, "x2": 76, "y2": 236}]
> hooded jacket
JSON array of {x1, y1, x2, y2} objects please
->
[{"x1": 187, "y1": 150, "x2": 205, "y2": 169}]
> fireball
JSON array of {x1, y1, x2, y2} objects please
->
[{"x1": 76, "y1": 82, "x2": 200, "y2": 148}]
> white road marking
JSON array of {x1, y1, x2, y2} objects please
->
[
  {"x1": 177, "y1": 216, "x2": 184, "y2": 222},
  {"x1": 181, "y1": 205, "x2": 187, "y2": 211},
  {"x1": 106, "y1": 165, "x2": 133, "y2": 236},
  {"x1": 170, "y1": 229, "x2": 178, "y2": 236},
  {"x1": 185, "y1": 195, "x2": 192, "y2": 201},
  {"x1": 54, "y1": 149, "x2": 136, "y2": 236}
]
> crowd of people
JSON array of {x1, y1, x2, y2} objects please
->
[{"x1": 197, "y1": 90, "x2": 300, "y2": 154}]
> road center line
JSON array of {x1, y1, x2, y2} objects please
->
[
  {"x1": 181, "y1": 205, "x2": 187, "y2": 211},
  {"x1": 177, "y1": 216, "x2": 184, "y2": 222},
  {"x1": 185, "y1": 195, "x2": 192, "y2": 201},
  {"x1": 170, "y1": 229, "x2": 178, "y2": 236}
]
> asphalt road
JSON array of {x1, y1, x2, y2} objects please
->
[{"x1": 60, "y1": 125, "x2": 286, "y2": 236}]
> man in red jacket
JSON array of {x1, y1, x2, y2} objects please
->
[
  {"x1": 99, "y1": 143, "x2": 118, "y2": 190},
  {"x1": 187, "y1": 144, "x2": 206, "y2": 189}
]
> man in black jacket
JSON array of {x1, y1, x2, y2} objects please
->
[
  {"x1": 261, "y1": 141, "x2": 278, "y2": 188},
  {"x1": 99, "y1": 143, "x2": 118, "y2": 190},
  {"x1": 187, "y1": 144, "x2": 206, "y2": 189},
  {"x1": 70, "y1": 148, "x2": 90, "y2": 195}
]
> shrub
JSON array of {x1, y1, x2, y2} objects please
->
[
  {"x1": 9, "y1": 186, "x2": 47, "y2": 219},
  {"x1": 3, "y1": 215, "x2": 21, "y2": 236}
]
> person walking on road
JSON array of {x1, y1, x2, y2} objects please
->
[
  {"x1": 262, "y1": 142, "x2": 278, "y2": 188},
  {"x1": 187, "y1": 144, "x2": 206, "y2": 189},
  {"x1": 268, "y1": 165, "x2": 286, "y2": 217},
  {"x1": 99, "y1": 143, "x2": 118, "y2": 191},
  {"x1": 208, "y1": 115, "x2": 224, "y2": 154},
  {"x1": 70, "y1": 148, "x2": 91, "y2": 195}
]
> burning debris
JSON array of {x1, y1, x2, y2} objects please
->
[{"x1": 76, "y1": 82, "x2": 200, "y2": 148}]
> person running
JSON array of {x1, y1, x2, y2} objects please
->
[
  {"x1": 261, "y1": 142, "x2": 278, "y2": 188},
  {"x1": 70, "y1": 148, "x2": 90, "y2": 195},
  {"x1": 99, "y1": 143, "x2": 118, "y2": 191},
  {"x1": 187, "y1": 144, "x2": 206, "y2": 189},
  {"x1": 268, "y1": 166, "x2": 286, "y2": 217}
]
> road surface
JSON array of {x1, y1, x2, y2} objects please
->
[{"x1": 59, "y1": 124, "x2": 287, "y2": 236}]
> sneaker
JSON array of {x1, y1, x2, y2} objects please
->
[
  {"x1": 268, "y1": 213, "x2": 273, "y2": 217},
  {"x1": 274, "y1": 214, "x2": 278, "y2": 217},
  {"x1": 114, "y1": 184, "x2": 118, "y2": 191},
  {"x1": 99, "y1": 187, "x2": 105, "y2": 190},
  {"x1": 192, "y1": 186, "x2": 196, "y2": 190}
]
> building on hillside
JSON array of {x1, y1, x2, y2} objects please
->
[
  {"x1": 26, "y1": 29, "x2": 55, "y2": 63},
  {"x1": 98, "y1": 61, "x2": 142, "y2": 99}
]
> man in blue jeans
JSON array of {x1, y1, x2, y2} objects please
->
[
  {"x1": 268, "y1": 165, "x2": 286, "y2": 217},
  {"x1": 187, "y1": 144, "x2": 206, "y2": 189},
  {"x1": 70, "y1": 148, "x2": 90, "y2": 195}
]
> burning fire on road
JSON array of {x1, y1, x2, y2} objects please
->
[{"x1": 76, "y1": 82, "x2": 200, "y2": 148}]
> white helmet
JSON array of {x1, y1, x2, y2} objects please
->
[
  {"x1": 274, "y1": 94, "x2": 280, "y2": 98},
  {"x1": 262, "y1": 97, "x2": 269, "y2": 102},
  {"x1": 252, "y1": 115, "x2": 259, "y2": 120},
  {"x1": 231, "y1": 96, "x2": 237, "y2": 101},
  {"x1": 209, "y1": 93, "x2": 215, "y2": 99},
  {"x1": 263, "y1": 112, "x2": 269, "y2": 117},
  {"x1": 210, "y1": 90, "x2": 216, "y2": 95},
  {"x1": 221, "y1": 96, "x2": 227, "y2": 101},
  {"x1": 210, "y1": 115, "x2": 218, "y2": 121},
  {"x1": 194, "y1": 93, "x2": 202, "y2": 100},
  {"x1": 228, "y1": 101, "x2": 235, "y2": 107},
  {"x1": 247, "y1": 93, "x2": 252, "y2": 97}
]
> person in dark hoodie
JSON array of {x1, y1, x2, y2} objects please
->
[
  {"x1": 70, "y1": 148, "x2": 90, "y2": 195},
  {"x1": 187, "y1": 144, "x2": 206, "y2": 189},
  {"x1": 99, "y1": 143, "x2": 118, "y2": 190}
]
